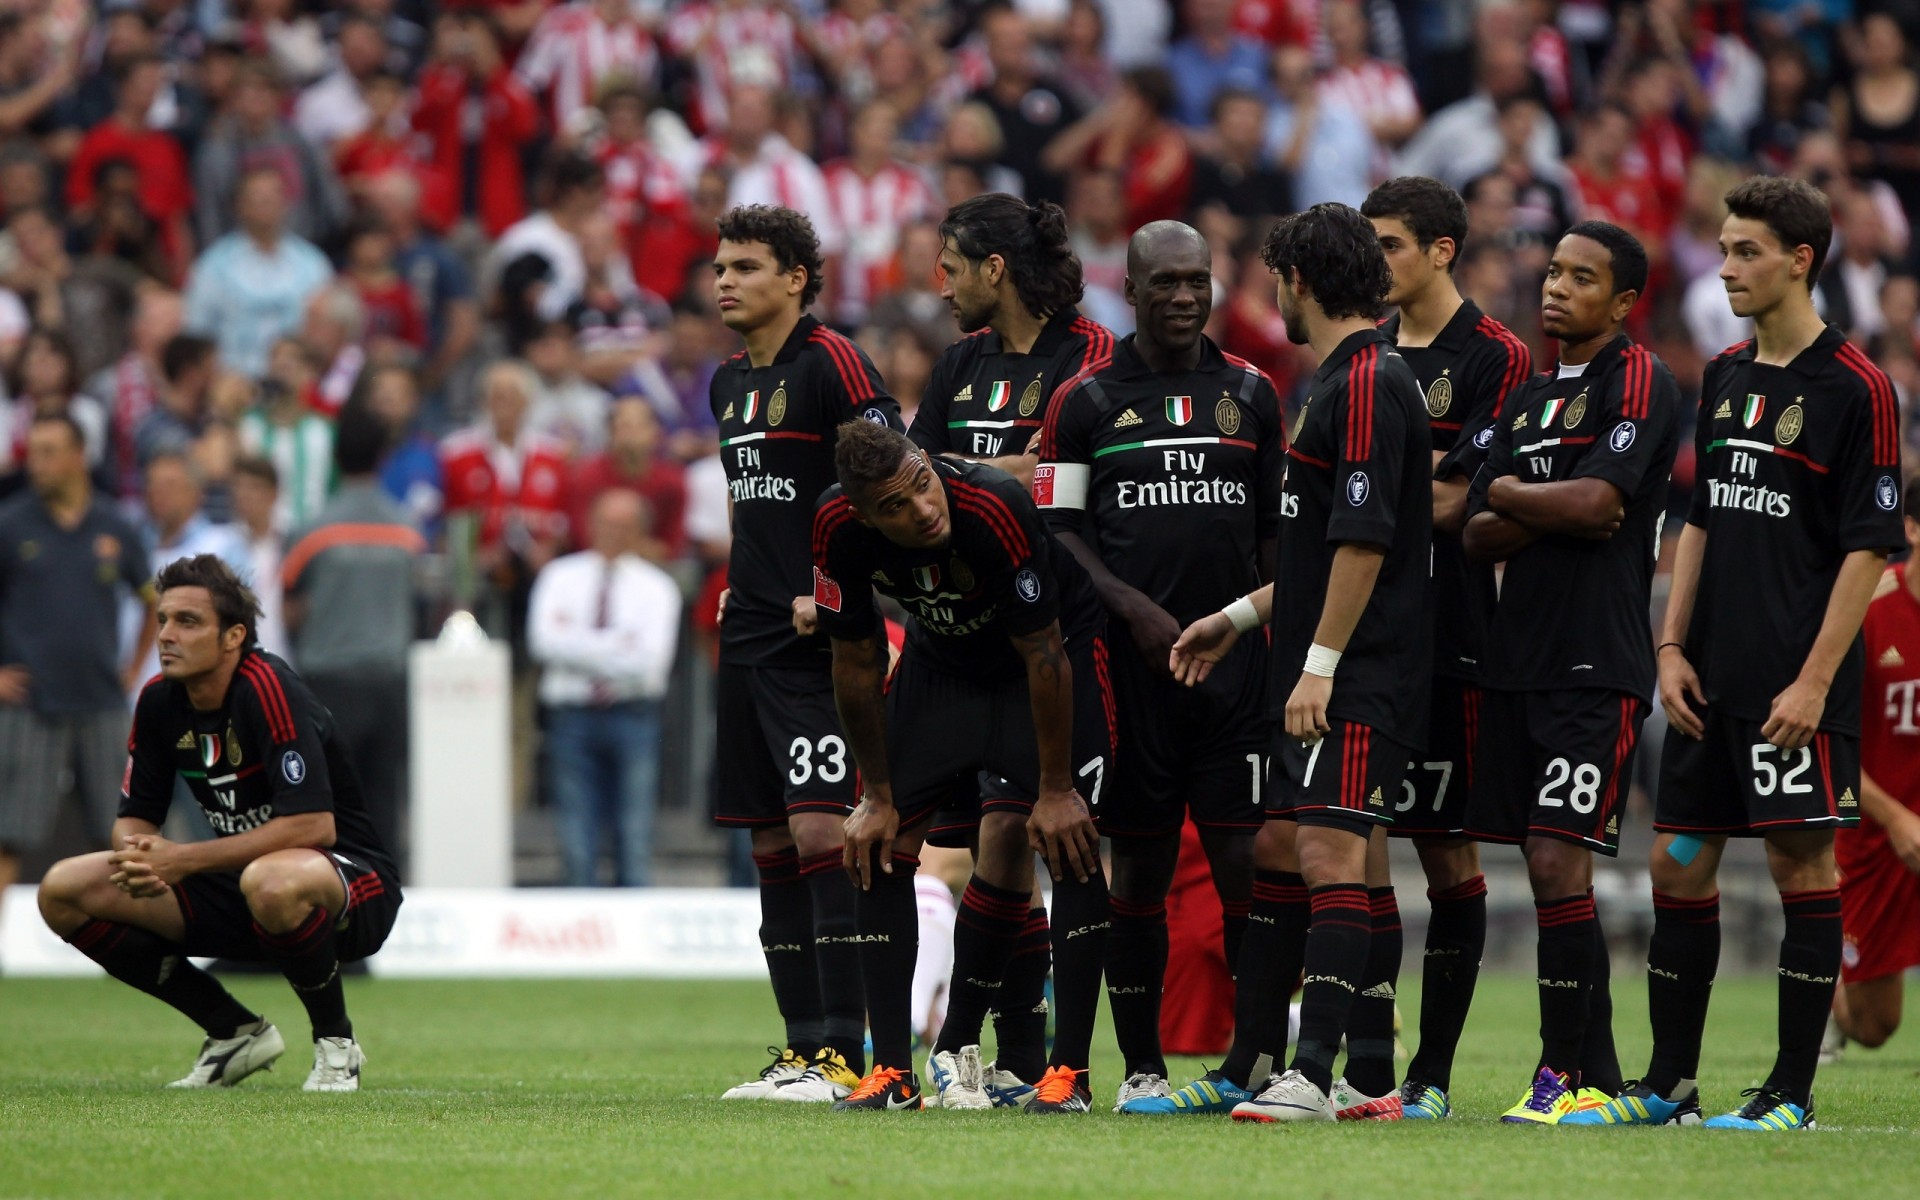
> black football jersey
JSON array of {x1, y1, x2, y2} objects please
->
[
  {"x1": 811, "y1": 458, "x2": 1101, "y2": 682},
  {"x1": 121, "y1": 651, "x2": 397, "y2": 879},
  {"x1": 1469, "y1": 335, "x2": 1683, "y2": 700},
  {"x1": 712, "y1": 315, "x2": 903, "y2": 669},
  {"x1": 909, "y1": 307, "x2": 1114, "y2": 460},
  {"x1": 1386, "y1": 300, "x2": 1532, "y2": 684},
  {"x1": 1275, "y1": 327, "x2": 1433, "y2": 746},
  {"x1": 1684, "y1": 325, "x2": 1904, "y2": 734},
  {"x1": 1035, "y1": 333, "x2": 1285, "y2": 625}
]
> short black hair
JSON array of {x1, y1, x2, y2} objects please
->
[
  {"x1": 545, "y1": 152, "x2": 605, "y2": 200},
  {"x1": 161, "y1": 333, "x2": 217, "y2": 384},
  {"x1": 1208, "y1": 85, "x2": 1265, "y2": 123},
  {"x1": 28, "y1": 410, "x2": 85, "y2": 450},
  {"x1": 231, "y1": 455, "x2": 278, "y2": 489},
  {"x1": 155, "y1": 554, "x2": 262, "y2": 653},
  {"x1": 1260, "y1": 202, "x2": 1392, "y2": 320},
  {"x1": 1562, "y1": 219, "x2": 1649, "y2": 297},
  {"x1": 716, "y1": 204, "x2": 827, "y2": 308},
  {"x1": 1724, "y1": 174, "x2": 1833, "y2": 286},
  {"x1": 1122, "y1": 66, "x2": 1176, "y2": 119},
  {"x1": 1362, "y1": 176, "x2": 1469, "y2": 273},
  {"x1": 334, "y1": 398, "x2": 391, "y2": 476},
  {"x1": 834, "y1": 417, "x2": 917, "y2": 501},
  {"x1": 939, "y1": 193, "x2": 1084, "y2": 318}
]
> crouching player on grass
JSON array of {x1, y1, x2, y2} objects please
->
[{"x1": 39, "y1": 554, "x2": 402, "y2": 1092}]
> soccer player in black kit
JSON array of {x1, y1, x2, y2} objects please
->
[
  {"x1": 38, "y1": 555, "x2": 401, "y2": 1092},
  {"x1": 909, "y1": 193, "x2": 1114, "y2": 1108},
  {"x1": 1168, "y1": 202, "x2": 1432, "y2": 1124},
  {"x1": 813, "y1": 421, "x2": 1113, "y2": 1114},
  {"x1": 707, "y1": 205, "x2": 902, "y2": 1103},
  {"x1": 1575, "y1": 177, "x2": 1902, "y2": 1132},
  {"x1": 1036, "y1": 221, "x2": 1284, "y2": 1112},
  {"x1": 1363, "y1": 176, "x2": 1533, "y2": 1119},
  {"x1": 1462, "y1": 221, "x2": 1683, "y2": 1124}
]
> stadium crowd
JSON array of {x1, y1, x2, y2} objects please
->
[{"x1": 2, "y1": 0, "x2": 1920, "y2": 888}]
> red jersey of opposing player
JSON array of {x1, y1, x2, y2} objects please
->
[{"x1": 1840, "y1": 562, "x2": 1920, "y2": 983}]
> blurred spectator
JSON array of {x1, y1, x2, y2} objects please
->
[
  {"x1": 0, "y1": 12, "x2": 82, "y2": 156},
  {"x1": 66, "y1": 54, "x2": 193, "y2": 281},
  {"x1": 1466, "y1": 95, "x2": 1575, "y2": 253},
  {"x1": 230, "y1": 455, "x2": 288, "y2": 657},
  {"x1": 1266, "y1": 44, "x2": 1374, "y2": 209},
  {"x1": 629, "y1": 301, "x2": 727, "y2": 459},
  {"x1": 192, "y1": 59, "x2": 346, "y2": 247},
  {"x1": 412, "y1": 12, "x2": 540, "y2": 239},
  {"x1": 971, "y1": 5, "x2": 1083, "y2": 204},
  {"x1": 293, "y1": 13, "x2": 389, "y2": 149},
  {"x1": 5, "y1": 203, "x2": 141, "y2": 384},
  {"x1": 334, "y1": 69, "x2": 441, "y2": 224},
  {"x1": 1670, "y1": 157, "x2": 1744, "y2": 289},
  {"x1": 283, "y1": 400, "x2": 424, "y2": 858},
  {"x1": 0, "y1": 414, "x2": 154, "y2": 904},
  {"x1": 529, "y1": 487, "x2": 682, "y2": 887},
  {"x1": 569, "y1": 396, "x2": 687, "y2": 561},
  {"x1": 68, "y1": 7, "x2": 167, "y2": 132},
  {"x1": 365, "y1": 170, "x2": 479, "y2": 401},
  {"x1": 814, "y1": 0, "x2": 911, "y2": 107},
  {"x1": 592, "y1": 84, "x2": 702, "y2": 304},
  {"x1": 1565, "y1": 105, "x2": 1665, "y2": 264},
  {"x1": 238, "y1": 339, "x2": 335, "y2": 529},
  {"x1": 1217, "y1": 248, "x2": 1298, "y2": 398},
  {"x1": 490, "y1": 154, "x2": 610, "y2": 344},
  {"x1": 1617, "y1": 56, "x2": 1691, "y2": 233},
  {"x1": 237, "y1": 0, "x2": 329, "y2": 87},
  {"x1": 321, "y1": 0, "x2": 428, "y2": 76},
  {"x1": 308, "y1": 281, "x2": 371, "y2": 416},
  {"x1": 344, "y1": 220, "x2": 426, "y2": 357},
  {"x1": 1318, "y1": 0, "x2": 1422, "y2": 152},
  {"x1": 524, "y1": 318, "x2": 612, "y2": 459},
  {"x1": 1066, "y1": 170, "x2": 1132, "y2": 332},
  {"x1": 570, "y1": 211, "x2": 669, "y2": 388},
  {"x1": 137, "y1": 451, "x2": 249, "y2": 618},
  {"x1": 1823, "y1": 188, "x2": 1902, "y2": 344},
  {"x1": 665, "y1": 0, "x2": 806, "y2": 135},
  {"x1": 1189, "y1": 87, "x2": 1290, "y2": 246},
  {"x1": 1791, "y1": 130, "x2": 1912, "y2": 259},
  {"x1": 826, "y1": 100, "x2": 939, "y2": 327},
  {"x1": 439, "y1": 360, "x2": 571, "y2": 631},
  {"x1": 1056, "y1": 0, "x2": 1118, "y2": 111},
  {"x1": 1043, "y1": 65, "x2": 1193, "y2": 228},
  {"x1": 688, "y1": 84, "x2": 844, "y2": 260},
  {"x1": 134, "y1": 334, "x2": 218, "y2": 467},
  {"x1": 1839, "y1": 10, "x2": 1920, "y2": 227},
  {"x1": 519, "y1": 0, "x2": 661, "y2": 133},
  {"x1": 1397, "y1": 36, "x2": 1559, "y2": 188},
  {"x1": 1166, "y1": 0, "x2": 1270, "y2": 128},
  {"x1": 88, "y1": 283, "x2": 183, "y2": 501},
  {"x1": 4, "y1": 329, "x2": 108, "y2": 488},
  {"x1": 1748, "y1": 41, "x2": 1831, "y2": 176},
  {"x1": 183, "y1": 168, "x2": 334, "y2": 378},
  {"x1": 365, "y1": 363, "x2": 443, "y2": 535},
  {"x1": 936, "y1": 103, "x2": 1023, "y2": 202}
]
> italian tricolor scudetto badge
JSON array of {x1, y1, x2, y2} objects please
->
[
  {"x1": 742, "y1": 391, "x2": 760, "y2": 424},
  {"x1": 987, "y1": 381, "x2": 1012, "y2": 411},
  {"x1": 1166, "y1": 396, "x2": 1193, "y2": 426},
  {"x1": 1743, "y1": 394, "x2": 1765, "y2": 428}
]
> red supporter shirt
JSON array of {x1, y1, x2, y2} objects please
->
[
  {"x1": 355, "y1": 275, "x2": 427, "y2": 349},
  {"x1": 567, "y1": 452, "x2": 688, "y2": 558},
  {"x1": 438, "y1": 425, "x2": 572, "y2": 549},
  {"x1": 1845, "y1": 564, "x2": 1920, "y2": 872},
  {"x1": 68, "y1": 121, "x2": 193, "y2": 221},
  {"x1": 413, "y1": 64, "x2": 541, "y2": 238}
]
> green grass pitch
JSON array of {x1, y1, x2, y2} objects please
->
[{"x1": 1, "y1": 973, "x2": 1914, "y2": 1198}]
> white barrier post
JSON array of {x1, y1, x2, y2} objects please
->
[{"x1": 408, "y1": 613, "x2": 513, "y2": 887}]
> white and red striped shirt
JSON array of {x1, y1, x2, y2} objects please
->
[
  {"x1": 664, "y1": 1, "x2": 801, "y2": 133},
  {"x1": 689, "y1": 134, "x2": 845, "y2": 256},
  {"x1": 517, "y1": 3, "x2": 662, "y2": 130},
  {"x1": 823, "y1": 158, "x2": 937, "y2": 324},
  {"x1": 1318, "y1": 59, "x2": 1421, "y2": 133},
  {"x1": 597, "y1": 137, "x2": 690, "y2": 230},
  {"x1": 814, "y1": 9, "x2": 910, "y2": 101}
]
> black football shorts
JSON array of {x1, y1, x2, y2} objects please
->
[
  {"x1": 1269, "y1": 719, "x2": 1412, "y2": 836},
  {"x1": 173, "y1": 848, "x2": 401, "y2": 961},
  {"x1": 1465, "y1": 688, "x2": 1645, "y2": 856},
  {"x1": 1654, "y1": 705, "x2": 1861, "y2": 837},
  {"x1": 713, "y1": 663, "x2": 857, "y2": 829},
  {"x1": 1390, "y1": 675, "x2": 1482, "y2": 838}
]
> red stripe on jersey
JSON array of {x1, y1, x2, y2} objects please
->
[
  {"x1": 1221, "y1": 351, "x2": 1285, "y2": 448},
  {"x1": 1070, "y1": 317, "x2": 1115, "y2": 376},
  {"x1": 1287, "y1": 445, "x2": 1331, "y2": 469},
  {"x1": 1037, "y1": 373, "x2": 1094, "y2": 460},
  {"x1": 948, "y1": 478, "x2": 1032, "y2": 561},
  {"x1": 810, "y1": 498, "x2": 859, "y2": 567},
  {"x1": 240, "y1": 659, "x2": 296, "y2": 743},
  {"x1": 1711, "y1": 339, "x2": 1753, "y2": 365},
  {"x1": 759, "y1": 431, "x2": 825, "y2": 442},
  {"x1": 1345, "y1": 345, "x2": 1376, "y2": 462},
  {"x1": 1836, "y1": 343, "x2": 1899, "y2": 467},
  {"x1": 1617, "y1": 346, "x2": 1643, "y2": 419},
  {"x1": 809, "y1": 327, "x2": 874, "y2": 404},
  {"x1": 1476, "y1": 316, "x2": 1530, "y2": 418}
]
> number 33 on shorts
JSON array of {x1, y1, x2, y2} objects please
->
[{"x1": 787, "y1": 735, "x2": 848, "y2": 786}]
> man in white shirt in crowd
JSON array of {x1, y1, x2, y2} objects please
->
[{"x1": 528, "y1": 488, "x2": 682, "y2": 887}]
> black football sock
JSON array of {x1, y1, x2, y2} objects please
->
[
  {"x1": 1341, "y1": 887, "x2": 1402, "y2": 1098},
  {"x1": 1406, "y1": 874, "x2": 1486, "y2": 1092},
  {"x1": 66, "y1": 919, "x2": 257, "y2": 1036},
  {"x1": 1288, "y1": 883, "x2": 1371, "y2": 1095},
  {"x1": 1765, "y1": 888, "x2": 1843, "y2": 1107},
  {"x1": 1104, "y1": 893, "x2": 1169, "y2": 1077},
  {"x1": 753, "y1": 847, "x2": 822, "y2": 1054},
  {"x1": 1579, "y1": 891, "x2": 1623, "y2": 1095},
  {"x1": 935, "y1": 875, "x2": 1028, "y2": 1054},
  {"x1": 1220, "y1": 870, "x2": 1308, "y2": 1087},
  {"x1": 799, "y1": 851, "x2": 866, "y2": 1074},
  {"x1": 1221, "y1": 895, "x2": 1250, "y2": 979},
  {"x1": 1047, "y1": 868, "x2": 1110, "y2": 1073},
  {"x1": 1644, "y1": 890, "x2": 1719, "y2": 1097},
  {"x1": 1534, "y1": 892, "x2": 1597, "y2": 1081},
  {"x1": 256, "y1": 907, "x2": 350, "y2": 1040},
  {"x1": 857, "y1": 853, "x2": 922, "y2": 1072},
  {"x1": 990, "y1": 903, "x2": 1050, "y2": 1083}
]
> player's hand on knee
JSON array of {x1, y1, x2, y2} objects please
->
[
  {"x1": 1169, "y1": 613, "x2": 1239, "y2": 687},
  {"x1": 1283, "y1": 673, "x2": 1333, "y2": 742},
  {"x1": 1028, "y1": 789, "x2": 1097, "y2": 883},
  {"x1": 1657, "y1": 646, "x2": 1706, "y2": 740},
  {"x1": 1761, "y1": 677, "x2": 1826, "y2": 751}
]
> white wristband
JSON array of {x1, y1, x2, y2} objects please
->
[
  {"x1": 1303, "y1": 643, "x2": 1342, "y2": 678},
  {"x1": 1223, "y1": 595, "x2": 1261, "y2": 634}
]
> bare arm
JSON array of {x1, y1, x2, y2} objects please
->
[
  {"x1": 833, "y1": 631, "x2": 897, "y2": 888},
  {"x1": 1461, "y1": 510, "x2": 1538, "y2": 562},
  {"x1": 1658, "y1": 522, "x2": 1709, "y2": 739},
  {"x1": 111, "y1": 812, "x2": 337, "y2": 895},
  {"x1": 1282, "y1": 542, "x2": 1382, "y2": 741},
  {"x1": 1010, "y1": 620, "x2": 1098, "y2": 881},
  {"x1": 1861, "y1": 766, "x2": 1920, "y2": 875},
  {"x1": 1432, "y1": 475, "x2": 1472, "y2": 535},
  {"x1": 1484, "y1": 475, "x2": 1626, "y2": 538},
  {"x1": 1763, "y1": 548, "x2": 1890, "y2": 750}
]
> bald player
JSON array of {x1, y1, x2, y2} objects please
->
[{"x1": 1036, "y1": 221, "x2": 1288, "y2": 1109}]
